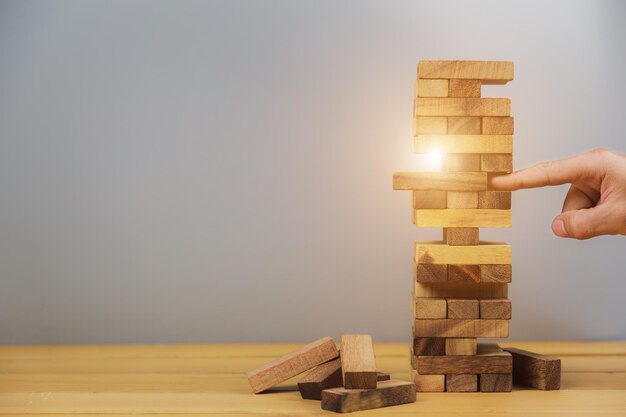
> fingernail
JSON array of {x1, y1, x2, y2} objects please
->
[{"x1": 553, "y1": 219, "x2": 568, "y2": 237}]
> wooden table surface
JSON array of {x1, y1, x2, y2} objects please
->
[{"x1": 0, "y1": 341, "x2": 625, "y2": 416}]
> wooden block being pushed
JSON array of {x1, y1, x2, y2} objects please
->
[
  {"x1": 414, "y1": 98, "x2": 510, "y2": 117},
  {"x1": 418, "y1": 60, "x2": 514, "y2": 83},
  {"x1": 445, "y1": 338, "x2": 477, "y2": 355},
  {"x1": 415, "y1": 241, "x2": 512, "y2": 264},
  {"x1": 415, "y1": 298, "x2": 447, "y2": 319},
  {"x1": 480, "y1": 373, "x2": 512, "y2": 392},
  {"x1": 298, "y1": 358, "x2": 342, "y2": 400},
  {"x1": 414, "y1": 134, "x2": 513, "y2": 154},
  {"x1": 413, "y1": 319, "x2": 509, "y2": 338},
  {"x1": 447, "y1": 299, "x2": 479, "y2": 319},
  {"x1": 393, "y1": 172, "x2": 487, "y2": 191},
  {"x1": 446, "y1": 374, "x2": 478, "y2": 392},
  {"x1": 480, "y1": 299, "x2": 512, "y2": 319},
  {"x1": 444, "y1": 227, "x2": 479, "y2": 245},
  {"x1": 411, "y1": 369, "x2": 445, "y2": 392},
  {"x1": 322, "y1": 380, "x2": 416, "y2": 413},
  {"x1": 414, "y1": 209, "x2": 511, "y2": 228},
  {"x1": 340, "y1": 335, "x2": 377, "y2": 389},
  {"x1": 247, "y1": 336, "x2": 338, "y2": 393},
  {"x1": 503, "y1": 347, "x2": 561, "y2": 390},
  {"x1": 417, "y1": 343, "x2": 512, "y2": 375}
]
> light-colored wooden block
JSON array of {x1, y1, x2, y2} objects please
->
[
  {"x1": 414, "y1": 134, "x2": 513, "y2": 154},
  {"x1": 413, "y1": 319, "x2": 509, "y2": 338},
  {"x1": 447, "y1": 299, "x2": 479, "y2": 319},
  {"x1": 480, "y1": 299, "x2": 512, "y2": 319},
  {"x1": 413, "y1": 209, "x2": 512, "y2": 227},
  {"x1": 414, "y1": 98, "x2": 510, "y2": 117},
  {"x1": 415, "y1": 241, "x2": 512, "y2": 264},
  {"x1": 444, "y1": 154, "x2": 481, "y2": 172},
  {"x1": 416, "y1": 79, "x2": 449, "y2": 97},
  {"x1": 413, "y1": 337, "x2": 446, "y2": 356},
  {"x1": 414, "y1": 282, "x2": 508, "y2": 299},
  {"x1": 479, "y1": 191, "x2": 511, "y2": 209},
  {"x1": 393, "y1": 172, "x2": 487, "y2": 191},
  {"x1": 321, "y1": 380, "x2": 416, "y2": 413},
  {"x1": 298, "y1": 357, "x2": 342, "y2": 400},
  {"x1": 415, "y1": 263, "x2": 448, "y2": 282},
  {"x1": 413, "y1": 116, "x2": 447, "y2": 135},
  {"x1": 480, "y1": 264, "x2": 512, "y2": 283},
  {"x1": 417, "y1": 344, "x2": 512, "y2": 374},
  {"x1": 445, "y1": 338, "x2": 478, "y2": 355},
  {"x1": 447, "y1": 192, "x2": 479, "y2": 208},
  {"x1": 411, "y1": 369, "x2": 445, "y2": 392},
  {"x1": 448, "y1": 79, "x2": 481, "y2": 98},
  {"x1": 448, "y1": 264, "x2": 480, "y2": 282},
  {"x1": 503, "y1": 348, "x2": 561, "y2": 390},
  {"x1": 415, "y1": 298, "x2": 447, "y2": 319},
  {"x1": 447, "y1": 116, "x2": 481, "y2": 134},
  {"x1": 446, "y1": 374, "x2": 478, "y2": 392},
  {"x1": 340, "y1": 335, "x2": 377, "y2": 389},
  {"x1": 481, "y1": 154, "x2": 513, "y2": 172},
  {"x1": 412, "y1": 191, "x2": 447, "y2": 209},
  {"x1": 247, "y1": 336, "x2": 339, "y2": 393},
  {"x1": 480, "y1": 373, "x2": 512, "y2": 392},
  {"x1": 443, "y1": 227, "x2": 479, "y2": 245},
  {"x1": 482, "y1": 116, "x2": 514, "y2": 134},
  {"x1": 418, "y1": 60, "x2": 514, "y2": 83}
]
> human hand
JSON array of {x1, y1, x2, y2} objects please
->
[{"x1": 489, "y1": 148, "x2": 626, "y2": 239}]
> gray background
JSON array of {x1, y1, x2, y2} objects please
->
[{"x1": 1, "y1": 0, "x2": 625, "y2": 344}]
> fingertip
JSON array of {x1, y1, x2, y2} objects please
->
[
  {"x1": 552, "y1": 218, "x2": 568, "y2": 237},
  {"x1": 488, "y1": 173, "x2": 514, "y2": 191}
]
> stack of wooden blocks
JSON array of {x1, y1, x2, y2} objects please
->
[{"x1": 394, "y1": 60, "x2": 515, "y2": 393}]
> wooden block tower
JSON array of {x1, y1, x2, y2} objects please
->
[{"x1": 393, "y1": 60, "x2": 514, "y2": 392}]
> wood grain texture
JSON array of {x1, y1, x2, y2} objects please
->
[
  {"x1": 298, "y1": 358, "x2": 342, "y2": 400},
  {"x1": 478, "y1": 191, "x2": 511, "y2": 209},
  {"x1": 443, "y1": 227, "x2": 479, "y2": 245},
  {"x1": 445, "y1": 338, "x2": 478, "y2": 355},
  {"x1": 447, "y1": 191, "x2": 479, "y2": 208},
  {"x1": 416, "y1": 79, "x2": 449, "y2": 97},
  {"x1": 444, "y1": 154, "x2": 481, "y2": 172},
  {"x1": 321, "y1": 380, "x2": 416, "y2": 413},
  {"x1": 247, "y1": 336, "x2": 338, "y2": 393},
  {"x1": 340, "y1": 335, "x2": 377, "y2": 389},
  {"x1": 412, "y1": 190, "x2": 447, "y2": 209},
  {"x1": 413, "y1": 319, "x2": 509, "y2": 338},
  {"x1": 413, "y1": 337, "x2": 446, "y2": 356},
  {"x1": 481, "y1": 154, "x2": 513, "y2": 172},
  {"x1": 480, "y1": 373, "x2": 513, "y2": 392},
  {"x1": 414, "y1": 282, "x2": 508, "y2": 299},
  {"x1": 482, "y1": 117, "x2": 514, "y2": 134},
  {"x1": 447, "y1": 116, "x2": 481, "y2": 134},
  {"x1": 448, "y1": 79, "x2": 481, "y2": 98},
  {"x1": 446, "y1": 374, "x2": 478, "y2": 392},
  {"x1": 410, "y1": 369, "x2": 445, "y2": 392},
  {"x1": 447, "y1": 299, "x2": 479, "y2": 319},
  {"x1": 415, "y1": 263, "x2": 448, "y2": 283},
  {"x1": 414, "y1": 209, "x2": 512, "y2": 227},
  {"x1": 480, "y1": 264, "x2": 512, "y2": 283},
  {"x1": 480, "y1": 299, "x2": 512, "y2": 319},
  {"x1": 448, "y1": 264, "x2": 480, "y2": 282},
  {"x1": 393, "y1": 172, "x2": 487, "y2": 191},
  {"x1": 418, "y1": 344, "x2": 512, "y2": 374},
  {"x1": 504, "y1": 347, "x2": 561, "y2": 390},
  {"x1": 413, "y1": 116, "x2": 447, "y2": 135},
  {"x1": 414, "y1": 134, "x2": 513, "y2": 153},
  {"x1": 415, "y1": 241, "x2": 512, "y2": 264},
  {"x1": 415, "y1": 298, "x2": 447, "y2": 319},
  {"x1": 414, "y1": 98, "x2": 511, "y2": 117},
  {"x1": 418, "y1": 60, "x2": 514, "y2": 83}
]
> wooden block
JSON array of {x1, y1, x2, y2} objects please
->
[
  {"x1": 415, "y1": 298, "x2": 447, "y2": 319},
  {"x1": 479, "y1": 191, "x2": 511, "y2": 209},
  {"x1": 411, "y1": 369, "x2": 445, "y2": 392},
  {"x1": 247, "y1": 336, "x2": 339, "y2": 393},
  {"x1": 416, "y1": 79, "x2": 449, "y2": 97},
  {"x1": 482, "y1": 117, "x2": 514, "y2": 134},
  {"x1": 412, "y1": 191, "x2": 447, "y2": 209},
  {"x1": 418, "y1": 60, "x2": 514, "y2": 83},
  {"x1": 447, "y1": 192, "x2": 478, "y2": 208},
  {"x1": 414, "y1": 98, "x2": 511, "y2": 116},
  {"x1": 414, "y1": 209, "x2": 512, "y2": 228},
  {"x1": 417, "y1": 344, "x2": 512, "y2": 374},
  {"x1": 481, "y1": 154, "x2": 513, "y2": 172},
  {"x1": 448, "y1": 265, "x2": 480, "y2": 283},
  {"x1": 443, "y1": 227, "x2": 479, "y2": 245},
  {"x1": 446, "y1": 374, "x2": 478, "y2": 392},
  {"x1": 413, "y1": 337, "x2": 446, "y2": 356},
  {"x1": 444, "y1": 154, "x2": 481, "y2": 172},
  {"x1": 321, "y1": 380, "x2": 416, "y2": 413},
  {"x1": 414, "y1": 281, "x2": 508, "y2": 299},
  {"x1": 415, "y1": 241, "x2": 511, "y2": 264},
  {"x1": 480, "y1": 299, "x2": 512, "y2": 319},
  {"x1": 503, "y1": 347, "x2": 561, "y2": 390},
  {"x1": 480, "y1": 264, "x2": 512, "y2": 283},
  {"x1": 414, "y1": 134, "x2": 513, "y2": 154},
  {"x1": 298, "y1": 358, "x2": 342, "y2": 400},
  {"x1": 393, "y1": 172, "x2": 487, "y2": 191},
  {"x1": 445, "y1": 338, "x2": 477, "y2": 355},
  {"x1": 340, "y1": 335, "x2": 377, "y2": 389},
  {"x1": 447, "y1": 299, "x2": 479, "y2": 319},
  {"x1": 413, "y1": 116, "x2": 447, "y2": 135},
  {"x1": 447, "y1": 116, "x2": 481, "y2": 134},
  {"x1": 413, "y1": 319, "x2": 509, "y2": 338},
  {"x1": 480, "y1": 373, "x2": 512, "y2": 392},
  {"x1": 377, "y1": 372, "x2": 391, "y2": 381},
  {"x1": 415, "y1": 263, "x2": 448, "y2": 283},
  {"x1": 448, "y1": 79, "x2": 481, "y2": 98}
]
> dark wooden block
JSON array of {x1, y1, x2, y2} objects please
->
[
  {"x1": 321, "y1": 380, "x2": 416, "y2": 413},
  {"x1": 480, "y1": 299, "x2": 512, "y2": 319},
  {"x1": 480, "y1": 264, "x2": 512, "y2": 283},
  {"x1": 504, "y1": 347, "x2": 561, "y2": 390},
  {"x1": 377, "y1": 372, "x2": 391, "y2": 381},
  {"x1": 446, "y1": 374, "x2": 478, "y2": 392},
  {"x1": 443, "y1": 227, "x2": 479, "y2": 245},
  {"x1": 480, "y1": 373, "x2": 512, "y2": 392},
  {"x1": 340, "y1": 335, "x2": 377, "y2": 389},
  {"x1": 417, "y1": 343, "x2": 512, "y2": 375},
  {"x1": 448, "y1": 264, "x2": 480, "y2": 283},
  {"x1": 447, "y1": 299, "x2": 479, "y2": 319},
  {"x1": 298, "y1": 358, "x2": 342, "y2": 400},
  {"x1": 415, "y1": 263, "x2": 448, "y2": 282},
  {"x1": 413, "y1": 337, "x2": 446, "y2": 356}
]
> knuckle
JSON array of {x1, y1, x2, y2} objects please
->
[{"x1": 567, "y1": 214, "x2": 594, "y2": 240}]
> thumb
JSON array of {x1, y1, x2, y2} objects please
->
[{"x1": 552, "y1": 205, "x2": 615, "y2": 240}]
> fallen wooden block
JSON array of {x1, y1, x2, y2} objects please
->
[
  {"x1": 417, "y1": 344, "x2": 512, "y2": 374},
  {"x1": 480, "y1": 264, "x2": 512, "y2": 283},
  {"x1": 413, "y1": 337, "x2": 446, "y2": 356},
  {"x1": 448, "y1": 264, "x2": 480, "y2": 282},
  {"x1": 247, "y1": 336, "x2": 339, "y2": 393},
  {"x1": 415, "y1": 263, "x2": 448, "y2": 282},
  {"x1": 503, "y1": 347, "x2": 561, "y2": 390},
  {"x1": 414, "y1": 98, "x2": 511, "y2": 117},
  {"x1": 393, "y1": 172, "x2": 487, "y2": 191},
  {"x1": 445, "y1": 338, "x2": 477, "y2": 355},
  {"x1": 447, "y1": 299, "x2": 479, "y2": 319},
  {"x1": 321, "y1": 380, "x2": 416, "y2": 413},
  {"x1": 414, "y1": 134, "x2": 513, "y2": 154},
  {"x1": 446, "y1": 374, "x2": 478, "y2": 392},
  {"x1": 448, "y1": 79, "x2": 481, "y2": 98},
  {"x1": 298, "y1": 357, "x2": 342, "y2": 400},
  {"x1": 443, "y1": 227, "x2": 479, "y2": 245},
  {"x1": 414, "y1": 281, "x2": 508, "y2": 299},
  {"x1": 414, "y1": 298, "x2": 447, "y2": 319},
  {"x1": 418, "y1": 60, "x2": 514, "y2": 83},
  {"x1": 481, "y1": 154, "x2": 513, "y2": 172},
  {"x1": 340, "y1": 335, "x2": 377, "y2": 389},
  {"x1": 415, "y1": 241, "x2": 512, "y2": 264},
  {"x1": 480, "y1": 299, "x2": 512, "y2": 319},
  {"x1": 444, "y1": 154, "x2": 481, "y2": 172},
  {"x1": 480, "y1": 373, "x2": 512, "y2": 392},
  {"x1": 411, "y1": 369, "x2": 445, "y2": 392},
  {"x1": 413, "y1": 319, "x2": 509, "y2": 338}
]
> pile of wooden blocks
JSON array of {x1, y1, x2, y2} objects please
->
[{"x1": 247, "y1": 335, "x2": 416, "y2": 413}]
